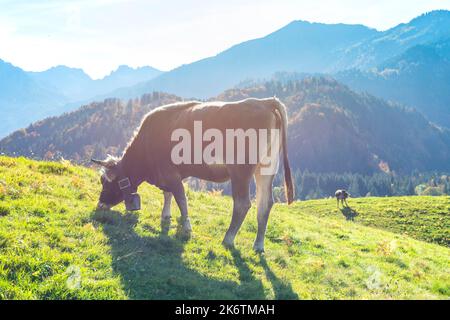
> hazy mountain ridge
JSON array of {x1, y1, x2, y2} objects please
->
[
  {"x1": 0, "y1": 62, "x2": 163, "y2": 138},
  {"x1": 0, "y1": 59, "x2": 69, "y2": 140},
  {"x1": 0, "y1": 59, "x2": 65, "y2": 105},
  {"x1": 92, "y1": 10, "x2": 450, "y2": 131},
  {"x1": 336, "y1": 38, "x2": 450, "y2": 127},
  {"x1": 102, "y1": 10, "x2": 450, "y2": 103},
  {"x1": 104, "y1": 21, "x2": 378, "y2": 100},
  {"x1": 333, "y1": 10, "x2": 450, "y2": 70}
]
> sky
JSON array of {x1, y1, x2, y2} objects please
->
[{"x1": 1, "y1": 0, "x2": 450, "y2": 79}]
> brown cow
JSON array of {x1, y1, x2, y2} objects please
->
[{"x1": 92, "y1": 97, "x2": 294, "y2": 252}]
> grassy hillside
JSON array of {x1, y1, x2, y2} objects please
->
[
  {"x1": 0, "y1": 156, "x2": 448, "y2": 299},
  {"x1": 291, "y1": 197, "x2": 449, "y2": 246}
]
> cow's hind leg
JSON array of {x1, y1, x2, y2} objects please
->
[
  {"x1": 253, "y1": 171, "x2": 275, "y2": 253},
  {"x1": 222, "y1": 174, "x2": 252, "y2": 248}
]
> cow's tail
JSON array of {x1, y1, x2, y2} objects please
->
[{"x1": 272, "y1": 97, "x2": 294, "y2": 204}]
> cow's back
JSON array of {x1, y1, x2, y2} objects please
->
[
  {"x1": 190, "y1": 98, "x2": 278, "y2": 131},
  {"x1": 136, "y1": 98, "x2": 281, "y2": 183}
]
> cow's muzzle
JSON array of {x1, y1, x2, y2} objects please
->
[{"x1": 97, "y1": 202, "x2": 111, "y2": 211}]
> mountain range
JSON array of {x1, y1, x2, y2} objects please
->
[
  {"x1": 103, "y1": 11, "x2": 450, "y2": 98},
  {"x1": 2, "y1": 77, "x2": 449, "y2": 174},
  {"x1": 103, "y1": 21, "x2": 376, "y2": 99},
  {"x1": 336, "y1": 38, "x2": 450, "y2": 127},
  {"x1": 0, "y1": 10, "x2": 450, "y2": 136},
  {"x1": 0, "y1": 62, "x2": 162, "y2": 137},
  {"x1": 95, "y1": 10, "x2": 450, "y2": 127},
  {"x1": 2, "y1": 11, "x2": 450, "y2": 135},
  {"x1": 333, "y1": 10, "x2": 450, "y2": 70}
]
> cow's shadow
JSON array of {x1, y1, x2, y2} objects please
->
[
  {"x1": 339, "y1": 206, "x2": 359, "y2": 221},
  {"x1": 228, "y1": 248, "x2": 298, "y2": 300},
  {"x1": 259, "y1": 255, "x2": 298, "y2": 299},
  {"x1": 91, "y1": 210, "x2": 296, "y2": 300}
]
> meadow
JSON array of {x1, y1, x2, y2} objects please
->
[{"x1": 0, "y1": 156, "x2": 448, "y2": 299}]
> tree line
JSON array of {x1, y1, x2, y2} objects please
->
[{"x1": 190, "y1": 170, "x2": 450, "y2": 201}]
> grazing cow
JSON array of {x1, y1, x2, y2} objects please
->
[
  {"x1": 92, "y1": 97, "x2": 294, "y2": 252},
  {"x1": 335, "y1": 189, "x2": 350, "y2": 207}
]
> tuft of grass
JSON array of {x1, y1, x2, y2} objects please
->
[
  {"x1": 0, "y1": 156, "x2": 449, "y2": 300},
  {"x1": 0, "y1": 204, "x2": 10, "y2": 217},
  {"x1": 36, "y1": 162, "x2": 73, "y2": 175}
]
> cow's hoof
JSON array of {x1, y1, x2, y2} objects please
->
[
  {"x1": 178, "y1": 216, "x2": 191, "y2": 232},
  {"x1": 222, "y1": 239, "x2": 235, "y2": 249},
  {"x1": 161, "y1": 217, "x2": 171, "y2": 228},
  {"x1": 160, "y1": 218, "x2": 171, "y2": 235},
  {"x1": 182, "y1": 222, "x2": 192, "y2": 233},
  {"x1": 253, "y1": 243, "x2": 265, "y2": 253},
  {"x1": 182, "y1": 228, "x2": 192, "y2": 236},
  {"x1": 177, "y1": 227, "x2": 191, "y2": 241}
]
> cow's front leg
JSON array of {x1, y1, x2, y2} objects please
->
[
  {"x1": 170, "y1": 180, "x2": 192, "y2": 234},
  {"x1": 160, "y1": 191, "x2": 172, "y2": 235},
  {"x1": 161, "y1": 191, "x2": 172, "y2": 221}
]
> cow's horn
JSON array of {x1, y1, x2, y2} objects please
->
[{"x1": 91, "y1": 158, "x2": 108, "y2": 167}]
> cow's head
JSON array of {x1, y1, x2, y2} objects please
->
[
  {"x1": 92, "y1": 156, "x2": 141, "y2": 211},
  {"x1": 92, "y1": 156, "x2": 124, "y2": 210}
]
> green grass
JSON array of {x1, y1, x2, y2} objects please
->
[
  {"x1": 0, "y1": 156, "x2": 449, "y2": 299},
  {"x1": 291, "y1": 196, "x2": 450, "y2": 246}
]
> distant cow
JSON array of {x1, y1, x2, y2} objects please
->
[
  {"x1": 92, "y1": 97, "x2": 294, "y2": 252},
  {"x1": 335, "y1": 189, "x2": 350, "y2": 207}
]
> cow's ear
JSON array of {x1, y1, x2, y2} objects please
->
[{"x1": 91, "y1": 158, "x2": 106, "y2": 166}]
